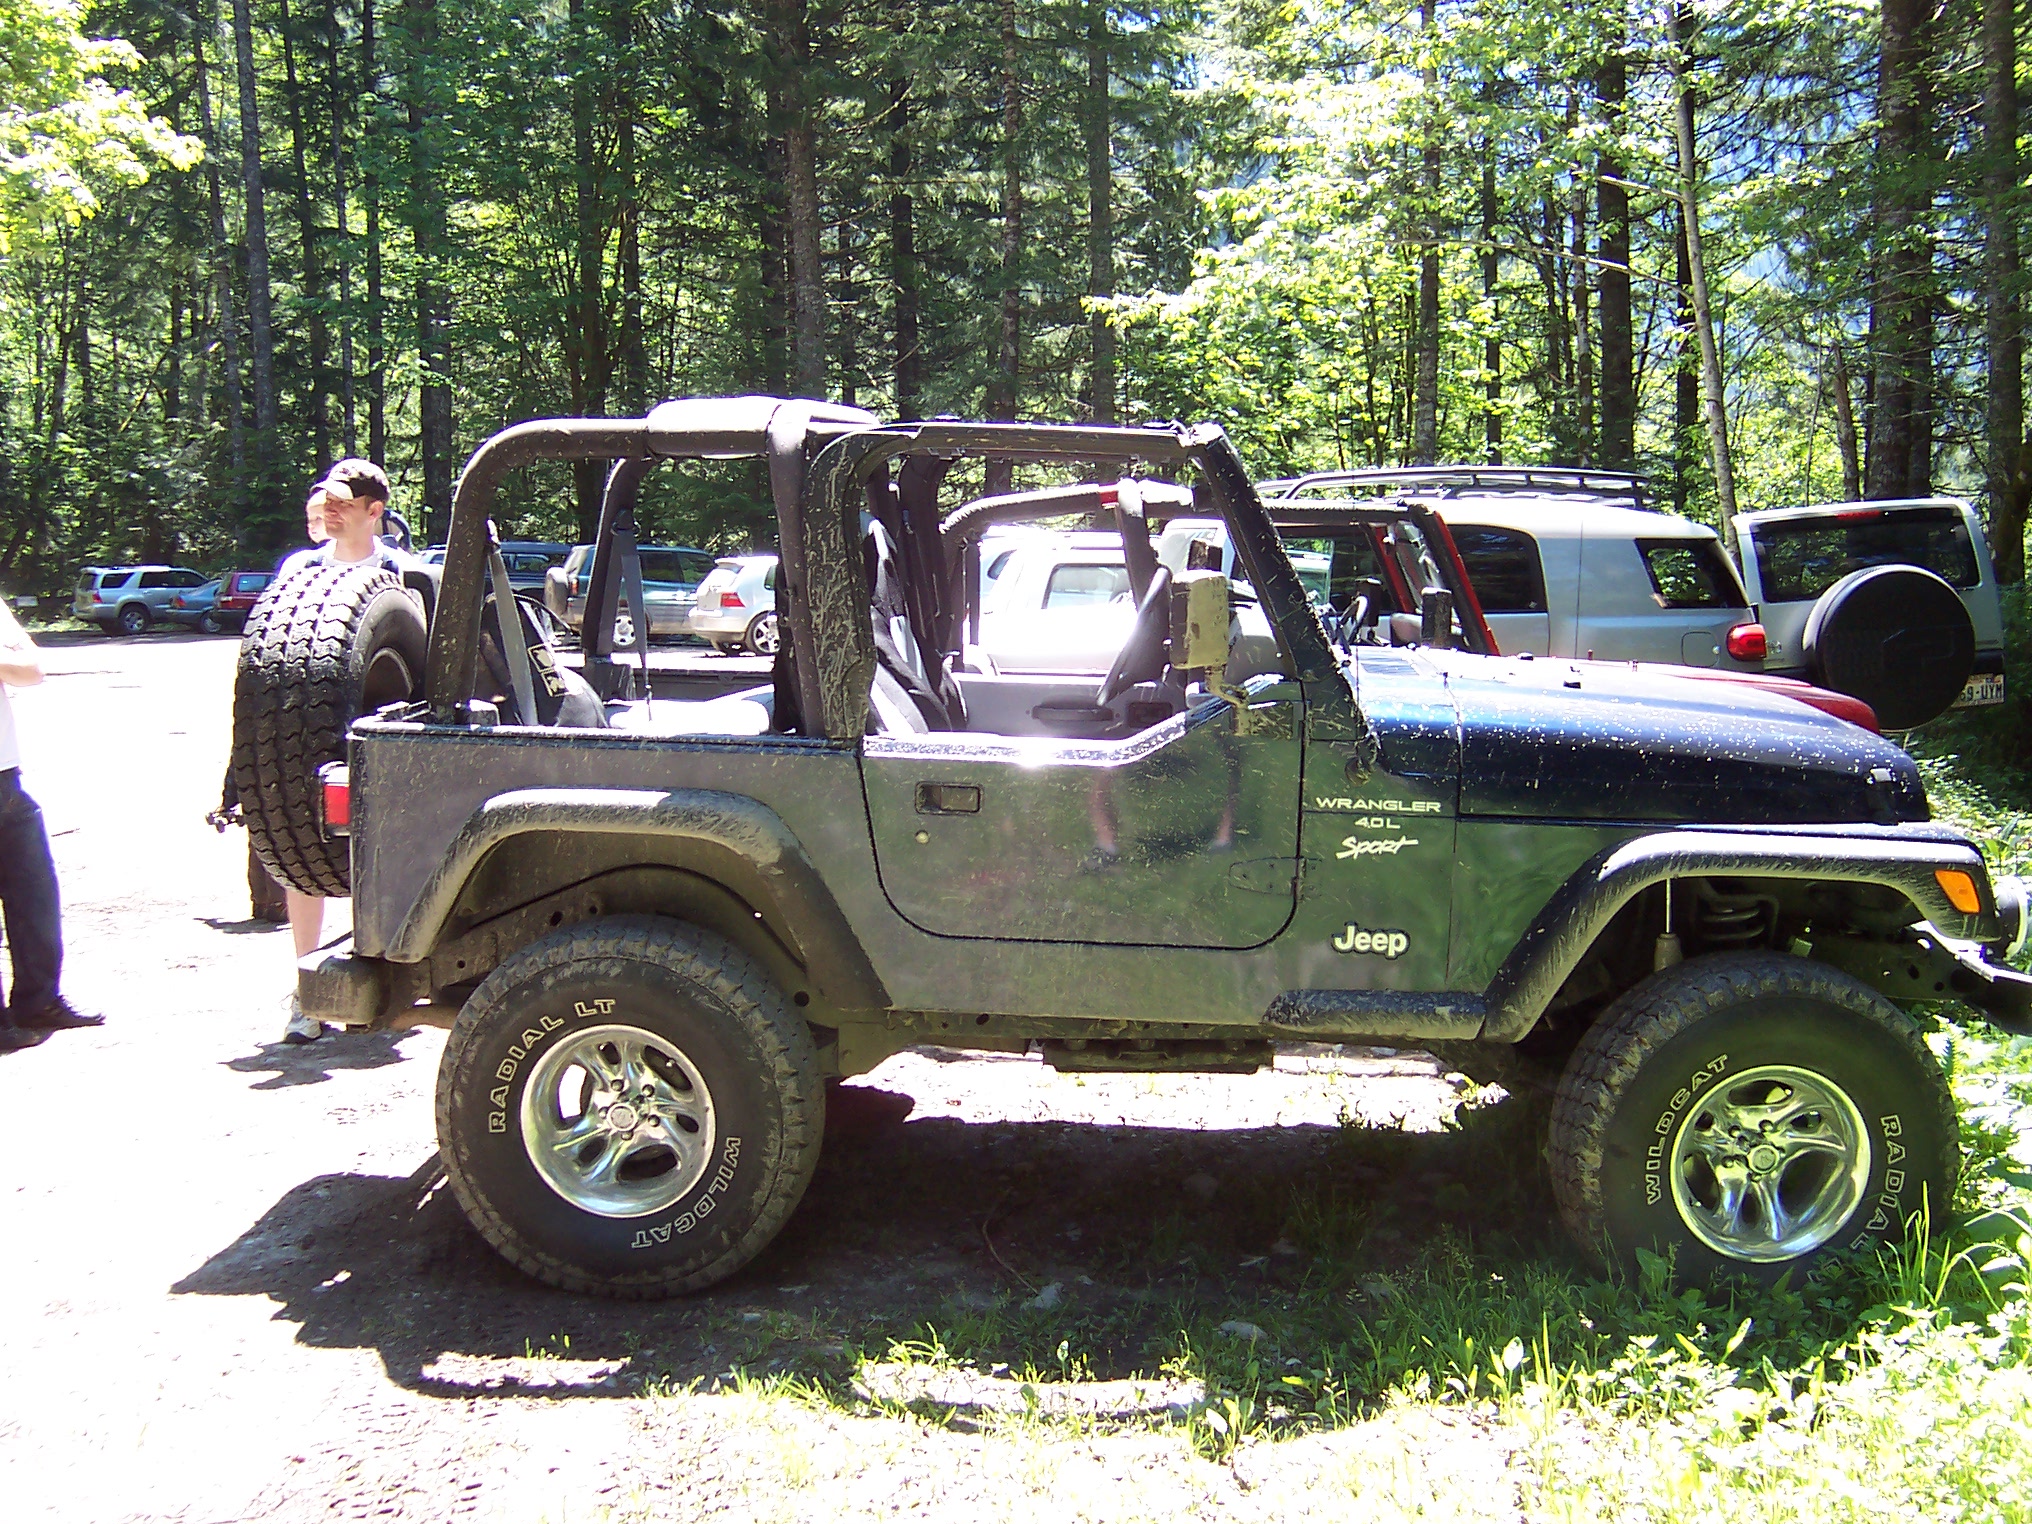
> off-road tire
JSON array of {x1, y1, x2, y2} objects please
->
[
  {"x1": 1549, "y1": 952, "x2": 1956, "y2": 1282},
  {"x1": 435, "y1": 917, "x2": 825, "y2": 1298},
  {"x1": 231, "y1": 560, "x2": 426, "y2": 895}
]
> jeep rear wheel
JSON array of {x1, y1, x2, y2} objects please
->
[
  {"x1": 1548, "y1": 952, "x2": 1955, "y2": 1282},
  {"x1": 435, "y1": 917, "x2": 825, "y2": 1298}
]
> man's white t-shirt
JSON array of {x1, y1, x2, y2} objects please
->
[
  {"x1": 0, "y1": 682, "x2": 18, "y2": 771},
  {"x1": 280, "y1": 537, "x2": 414, "y2": 578}
]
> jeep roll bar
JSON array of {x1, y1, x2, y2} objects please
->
[{"x1": 423, "y1": 397, "x2": 875, "y2": 725}]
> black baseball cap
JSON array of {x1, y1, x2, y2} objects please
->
[{"x1": 317, "y1": 459, "x2": 392, "y2": 505}]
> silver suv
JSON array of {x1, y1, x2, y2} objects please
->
[
  {"x1": 73, "y1": 565, "x2": 210, "y2": 635},
  {"x1": 1262, "y1": 469, "x2": 1767, "y2": 671}
]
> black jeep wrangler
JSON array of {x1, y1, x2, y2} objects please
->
[{"x1": 234, "y1": 397, "x2": 2031, "y2": 1298}]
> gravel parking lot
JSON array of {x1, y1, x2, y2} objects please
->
[{"x1": 0, "y1": 631, "x2": 1495, "y2": 1523}]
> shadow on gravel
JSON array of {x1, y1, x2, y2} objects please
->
[
  {"x1": 197, "y1": 915, "x2": 289, "y2": 936},
  {"x1": 225, "y1": 1027, "x2": 428, "y2": 1089},
  {"x1": 173, "y1": 1092, "x2": 1561, "y2": 1405}
]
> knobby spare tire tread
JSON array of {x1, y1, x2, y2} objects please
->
[
  {"x1": 435, "y1": 917, "x2": 825, "y2": 1298},
  {"x1": 1549, "y1": 952, "x2": 1956, "y2": 1278},
  {"x1": 231, "y1": 560, "x2": 425, "y2": 895}
]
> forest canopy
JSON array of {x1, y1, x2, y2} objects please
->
[{"x1": 0, "y1": 0, "x2": 2026, "y2": 587}]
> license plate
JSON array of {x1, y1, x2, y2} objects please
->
[{"x1": 1955, "y1": 673, "x2": 2006, "y2": 707}]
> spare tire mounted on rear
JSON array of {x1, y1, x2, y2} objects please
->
[{"x1": 231, "y1": 560, "x2": 427, "y2": 896}]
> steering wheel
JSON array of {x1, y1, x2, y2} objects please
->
[{"x1": 1098, "y1": 565, "x2": 1174, "y2": 707}]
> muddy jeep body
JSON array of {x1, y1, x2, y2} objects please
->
[{"x1": 306, "y1": 397, "x2": 2031, "y2": 1293}]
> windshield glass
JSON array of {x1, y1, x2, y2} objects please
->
[{"x1": 1751, "y1": 506, "x2": 1978, "y2": 602}]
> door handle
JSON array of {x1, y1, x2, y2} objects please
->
[{"x1": 914, "y1": 783, "x2": 981, "y2": 815}]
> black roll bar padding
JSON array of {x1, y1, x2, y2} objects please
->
[
  {"x1": 427, "y1": 418, "x2": 654, "y2": 721},
  {"x1": 765, "y1": 404, "x2": 829, "y2": 736},
  {"x1": 896, "y1": 455, "x2": 955, "y2": 655},
  {"x1": 1114, "y1": 480, "x2": 1161, "y2": 604},
  {"x1": 581, "y1": 455, "x2": 655, "y2": 699}
]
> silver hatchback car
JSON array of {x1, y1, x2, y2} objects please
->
[{"x1": 688, "y1": 554, "x2": 780, "y2": 654}]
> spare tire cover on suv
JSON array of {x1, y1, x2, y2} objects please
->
[
  {"x1": 1801, "y1": 564, "x2": 1973, "y2": 730},
  {"x1": 232, "y1": 560, "x2": 427, "y2": 895}
]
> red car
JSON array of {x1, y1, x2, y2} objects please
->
[{"x1": 215, "y1": 570, "x2": 273, "y2": 630}]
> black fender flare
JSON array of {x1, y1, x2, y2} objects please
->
[
  {"x1": 1480, "y1": 826, "x2": 1997, "y2": 1041},
  {"x1": 381, "y1": 786, "x2": 888, "y2": 1012}
]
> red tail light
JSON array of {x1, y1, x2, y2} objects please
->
[
  {"x1": 720, "y1": 591, "x2": 744, "y2": 609},
  {"x1": 1725, "y1": 622, "x2": 1767, "y2": 661},
  {"x1": 319, "y1": 763, "x2": 351, "y2": 835}
]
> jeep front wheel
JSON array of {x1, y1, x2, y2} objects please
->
[
  {"x1": 435, "y1": 917, "x2": 825, "y2": 1297},
  {"x1": 1549, "y1": 952, "x2": 1955, "y2": 1282}
]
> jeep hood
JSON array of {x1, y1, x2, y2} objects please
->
[{"x1": 1354, "y1": 649, "x2": 1928, "y2": 825}]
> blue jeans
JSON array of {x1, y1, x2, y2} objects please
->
[{"x1": 0, "y1": 770, "x2": 62, "y2": 1023}]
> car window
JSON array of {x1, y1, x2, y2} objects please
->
[
  {"x1": 169, "y1": 570, "x2": 207, "y2": 588},
  {"x1": 1450, "y1": 525, "x2": 1547, "y2": 613},
  {"x1": 1750, "y1": 506, "x2": 1979, "y2": 602},
  {"x1": 1042, "y1": 563, "x2": 1130, "y2": 608},
  {"x1": 639, "y1": 552, "x2": 689, "y2": 585},
  {"x1": 507, "y1": 554, "x2": 551, "y2": 575},
  {"x1": 985, "y1": 549, "x2": 1016, "y2": 582},
  {"x1": 763, "y1": 562, "x2": 777, "y2": 591},
  {"x1": 138, "y1": 570, "x2": 172, "y2": 588},
  {"x1": 239, "y1": 573, "x2": 272, "y2": 593},
  {"x1": 1639, "y1": 539, "x2": 1745, "y2": 609},
  {"x1": 678, "y1": 553, "x2": 716, "y2": 584}
]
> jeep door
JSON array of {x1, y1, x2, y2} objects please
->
[{"x1": 860, "y1": 681, "x2": 1305, "y2": 947}]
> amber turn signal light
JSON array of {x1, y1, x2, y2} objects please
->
[{"x1": 1935, "y1": 868, "x2": 1983, "y2": 914}]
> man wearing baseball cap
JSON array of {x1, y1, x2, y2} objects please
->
[{"x1": 276, "y1": 459, "x2": 415, "y2": 1042}]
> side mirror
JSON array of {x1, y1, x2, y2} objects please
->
[
  {"x1": 1420, "y1": 586, "x2": 1456, "y2": 649},
  {"x1": 1169, "y1": 569, "x2": 1233, "y2": 672}
]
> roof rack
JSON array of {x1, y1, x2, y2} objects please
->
[{"x1": 1262, "y1": 465, "x2": 1647, "y2": 506}]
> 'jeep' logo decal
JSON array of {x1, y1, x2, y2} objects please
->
[{"x1": 1334, "y1": 924, "x2": 1409, "y2": 958}]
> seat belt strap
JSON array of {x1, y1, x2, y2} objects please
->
[{"x1": 488, "y1": 545, "x2": 539, "y2": 726}]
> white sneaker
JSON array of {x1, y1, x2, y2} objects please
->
[{"x1": 281, "y1": 993, "x2": 324, "y2": 1045}]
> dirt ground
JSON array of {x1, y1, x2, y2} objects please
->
[{"x1": 0, "y1": 631, "x2": 1522, "y2": 1523}]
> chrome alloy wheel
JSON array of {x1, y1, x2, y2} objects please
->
[
  {"x1": 1670, "y1": 1064, "x2": 1871, "y2": 1262},
  {"x1": 519, "y1": 1023, "x2": 717, "y2": 1218}
]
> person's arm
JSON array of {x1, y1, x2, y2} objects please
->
[{"x1": 0, "y1": 602, "x2": 44, "y2": 688}]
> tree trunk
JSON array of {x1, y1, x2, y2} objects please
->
[
  {"x1": 364, "y1": 0, "x2": 386, "y2": 464},
  {"x1": 1480, "y1": 120, "x2": 1500, "y2": 463},
  {"x1": 1867, "y1": 0, "x2": 1927, "y2": 500},
  {"x1": 617, "y1": 4, "x2": 646, "y2": 416},
  {"x1": 279, "y1": 0, "x2": 331, "y2": 469},
  {"x1": 837, "y1": 218, "x2": 858, "y2": 407},
  {"x1": 1830, "y1": 342, "x2": 1862, "y2": 500},
  {"x1": 770, "y1": 0, "x2": 826, "y2": 398},
  {"x1": 759, "y1": 109, "x2": 789, "y2": 396},
  {"x1": 986, "y1": 0, "x2": 1022, "y2": 495},
  {"x1": 327, "y1": 0, "x2": 356, "y2": 455},
  {"x1": 191, "y1": 14, "x2": 248, "y2": 496},
  {"x1": 1569, "y1": 91, "x2": 1594, "y2": 467},
  {"x1": 1666, "y1": 1, "x2": 1736, "y2": 524},
  {"x1": 1985, "y1": 0, "x2": 2023, "y2": 579},
  {"x1": 568, "y1": 0, "x2": 609, "y2": 537},
  {"x1": 888, "y1": 77, "x2": 920, "y2": 420},
  {"x1": 1086, "y1": 0, "x2": 1114, "y2": 424},
  {"x1": 1410, "y1": 0, "x2": 1439, "y2": 464},
  {"x1": 1674, "y1": 207, "x2": 1697, "y2": 515},
  {"x1": 1597, "y1": 35, "x2": 1634, "y2": 470},
  {"x1": 229, "y1": 0, "x2": 281, "y2": 500},
  {"x1": 405, "y1": 0, "x2": 453, "y2": 536},
  {"x1": 166, "y1": 275, "x2": 184, "y2": 431}
]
